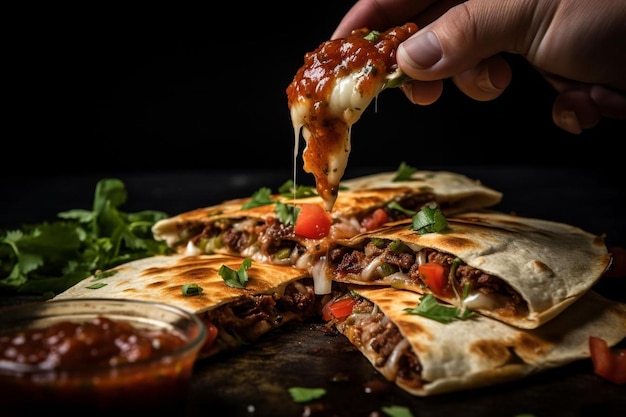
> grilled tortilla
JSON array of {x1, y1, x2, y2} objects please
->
[
  {"x1": 317, "y1": 210, "x2": 611, "y2": 329},
  {"x1": 331, "y1": 286, "x2": 626, "y2": 396},
  {"x1": 151, "y1": 169, "x2": 502, "y2": 293},
  {"x1": 53, "y1": 254, "x2": 322, "y2": 358}
]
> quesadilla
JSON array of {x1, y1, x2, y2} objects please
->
[
  {"x1": 326, "y1": 286, "x2": 626, "y2": 396},
  {"x1": 316, "y1": 210, "x2": 611, "y2": 329},
  {"x1": 53, "y1": 254, "x2": 323, "y2": 358},
  {"x1": 151, "y1": 169, "x2": 502, "y2": 294},
  {"x1": 287, "y1": 23, "x2": 418, "y2": 211}
]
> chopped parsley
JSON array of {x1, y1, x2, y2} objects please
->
[
  {"x1": 218, "y1": 257, "x2": 252, "y2": 288},
  {"x1": 275, "y1": 202, "x2": 299, "y2": 226},
  {"x1": 411, "y1": 205, "x2": 449, "y2": 235},
  {"x1": 288, "y1": 387, "x2": 326, "y2": 403},
  {"x1": 382, "y1": 405, "x2": 415, "y2": 417},
  {"x1": 241, "y1": 187, "x2": 276, "y2": 209},
  {"x1": 391, "y1": 161, "x2": 417, "y2": 181},
  {"x1": 182, "y1": 283, "x2": 204, "y2": 296},
  {"x1": 278, "y1": 180, "x2": 317, "y2": 199},
  {"x1": 404, "y1": 294, "x2": 474, "y2": 323}
]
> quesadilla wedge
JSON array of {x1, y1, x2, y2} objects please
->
[
  {"x1": 287, "y1": 23, "x2": 418, "y2": 211},
  {"x1": 326, "y1": 286, "x2": 626, "y2": 396},
  {"x1": 53, "y1": 254, "x2": 324, "y2": 358},
  {"x1": 151, "y1": 169, "x2": 502, "y2": 295},
  {"x1": 317, "y1": 210, "x2": 611, "y2": 329}
]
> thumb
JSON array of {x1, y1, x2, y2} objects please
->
[{"x1": 396, "y1": 0, "x2": 536, "y2": 81}]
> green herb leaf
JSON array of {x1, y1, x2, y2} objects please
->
[
  {"x1": 0, "y1": 179, "x2": 172, "y2": 298},
  {"x1": 391, "y1": 161, "x2": 417, "y2": 181},
  {"x1": 411, "y1": 206, "x2": 449, "y2": 235},
  {"x1": 387, "y1": 201, "x2": 416, "y2": 217},
  {"x1": 278, "y1": 180, "x2": 318, "y2": 199},
  {"x1": 275, "y1": 202, "x2": 299, "y2": 226},
  {"x1": 85, "y1": 282, "x2": 107, "y2": 290},
  {"x1": 382, "y1": 405, "x2": 415, "y2": 417},
  {"x1": 218, "y1": 258, "x2": 252, "y2": 288},
  {"x1": 182, "y1": 283, "x2": 204, "y2": 296},
  {"x1": 288, "y1": 387, "x2": 326, "y2": 403},
  {"x1": 363, "y1": 30, "x2": 380, "y2": 42},
  {"x1": 241, "y1": 187, "x2": 276, "y2": 209},
  {"x1": 404, "y1": 294, "x2": 473, "y2": 323}
]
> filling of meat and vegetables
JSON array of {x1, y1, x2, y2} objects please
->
[
  {"x1": 328, "y1": 239, "x2": 529, "y2": 319},
  {"x1": 335, "y1": 296, "x2": 423, "y2": 391},
  {"x1": 183, "y1": 193, "x2": 438, "y2": 265},
  {"x1": 197, "y1": 279, "x2": 320, "y2": 357}
]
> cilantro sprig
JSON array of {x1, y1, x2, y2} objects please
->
[
  {"x1": 404, "y1": 294, "x2": 474, "y2": 323},
  {"x1": 411, "y1": 205, "x2": 449, "y2": 235},
  {"x1": 218, "y1": 257, "x2": 252, "y2": 288},
  {"x1": 391, "y1": 161, "x2": 417, "y2": 182},
  {"x1": 0, "y1": 178, "x2": 172, "y2": 298}
]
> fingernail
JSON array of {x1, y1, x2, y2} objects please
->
[
  {"x1": 399, "y1": 31, "x2": 442, "y2": 69},
  {"x1": 558, "y1": 111, "x2": 582, "y2": 134}
]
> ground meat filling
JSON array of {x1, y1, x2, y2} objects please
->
[
  {"x1": 337, "y1": 297, "x2": 423, "y2": 390},
  {"x1": 200, "y1": 279, "x2": 318, "y2": 355},
  {"x1": 332, "y1": 240, "x2": 528, "y2": 318}
]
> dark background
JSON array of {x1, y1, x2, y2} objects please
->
[{"x1": 6, "y1": 1, "x2": 623, "y2": 177}]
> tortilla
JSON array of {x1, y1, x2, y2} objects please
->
[
  {"x1": 331, "y1": 286, "x2": 626, "y2": 396},
  {"x1": 53, "y1": 254, "x2": 321, "y2": 358},
  {"x1": 317, "y1": 210, "x2": 611, "y2": 329},
  {"x1": 150, "y1": 169, "x2": 502, "y2": 290}
]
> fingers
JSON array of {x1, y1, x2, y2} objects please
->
[
  {"x1": 332, "y1": 0, "x2": 437, "y2": 39},
  {"x1": 396, "y1": 0, "x2": 533, "y2": 80},
  {"x1": 589, "y1": 85, "x2": 626, "y2": 120},
  {"x1": 552, "y1": 87, "x2": 626, "y2": 134},
  {"x1": 552, "y1": 91, "x2": 600, "y2": 134},
  {"x1": 400, "y1": 79, "x2": 444, "y2": 105},
  {"x1": 451, "y1": 55, "x2": 512, "y2": 101}
]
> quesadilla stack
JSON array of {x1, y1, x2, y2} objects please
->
[
  {"x1": 315, "y1": 210, "x2": 612, "y2": 329},
  {"x1": 53, "y1": 254, "x2": 327, "y2": 358},
  {"x1": 151, "y1": 169, "x2": 502, "y2": 287},
  {"x1": 324, "y1": 286, "x2": 626, "y2": 396}
]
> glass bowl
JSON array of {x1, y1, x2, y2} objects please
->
[{"x1": 0, "y1": 298, "x2": 207, "y2": 415}]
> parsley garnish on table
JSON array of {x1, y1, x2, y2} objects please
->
[{"x1": 0, "y1": 178, "x2": 172, "y2": 298}]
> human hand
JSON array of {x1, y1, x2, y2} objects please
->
[{"x1": 332, "y1": 0, "x2": 626, "y2": 134}]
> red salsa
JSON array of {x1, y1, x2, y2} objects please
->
[
  {"x1": 0, "y1": 315, "x2": 186, "y2": 368},
  {"x1": 0, "y1": 315, "x2": 197, "y2": 414}
]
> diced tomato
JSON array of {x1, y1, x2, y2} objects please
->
[
  {"x1": 322, "y1": 297, "x2": 356, "y2": 321},
  {"x1": 361, "y1": 208, "x2": 389, "y2": 231},
  {"x1": 201, "y1": 319, "x2": 219, "y2": 352},
  {"x1": 589, "y1": 336, "x2": 626, "y2": 384},
  {"x1": 418, "y1": 262, "x2": 446, "y2": 295},
  {"x1": 294, "y1": 204, "x2": 332, "y2": 239}
]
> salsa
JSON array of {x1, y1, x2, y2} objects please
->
[
  {"x1": 0, "y1": 315, "x2": 196, "y2": 414},
  {"x1": 0, "y1": 315, "x2": 186, "y2": 368}
]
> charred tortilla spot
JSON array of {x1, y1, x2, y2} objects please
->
[
  {"x1": 513, "y1": 333, "x2": 551, "y2": 359},
  {"x1": 435, "y1": 235, "x2": 476, "y2": 252},
  {"x1": 470, "y1": 339, "x2": 511, "y2": 364},
  {"x1": 527, "y1": 260, "x2": 554, "y2": 277}
]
